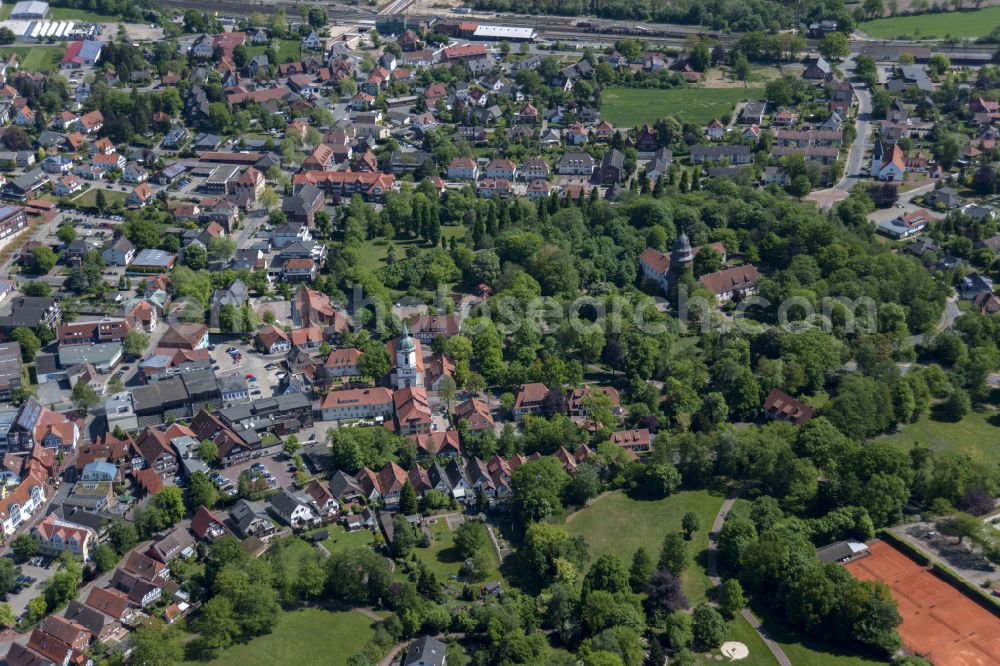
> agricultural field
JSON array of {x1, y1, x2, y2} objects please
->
[
  {"x1": 860, "y1": 7, "x2": 1000, "y2": 39},
  {"x1": 564, "y1": 490, "x2": 724, "y2": 605},
  {"x1": 601, "y1": 87, "x2": 763, "y2": 128}
]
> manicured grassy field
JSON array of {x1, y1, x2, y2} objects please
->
[
  {"x1": 601, "y1": 87, "x2": 763, "y2": 128},
  {"x1": 564, "y1": 490, "x2": 725, "y2": 605},
  {"x1": 0, "y1": 46, "x2": 65, "y2": 73},
  {"x1": 861, "y1": 7, "x2": 1000, "y2": 39},
  {"x1": 202, "y1": 609, "x2": 375, "y2": 666},
  {"x1": 267, "y1": 536, "x2": 322, "y2": 577},
  {"x1": 48, "y1": 6, "x2": 117, "y2": 21},
  {"x1": 878, "y1": 409, "x2": 1000, "y2": 466},
  {"x1": 308, "y1": 524, "x2": 377, "y2": 556},
  {"x1": 248, "y1": 38, "x2": 302, "y2": 64}
]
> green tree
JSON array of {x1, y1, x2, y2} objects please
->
[
  {"x1": 719, "y1": 578, "x2": 746, "y2": 618},
  {"x1": 454, "y1": 520, "x2": 489, "y2": 559},
  {"x1": 31, "y1": 246, "x2": 57, "y2": 274},
  {"x1": 108, "y1": 520, "x2": 138, "y2": 554},
  {"x1": 187, "y1": 471, "x2": 219, "y2": 511},
  {"x1": 92, "y1": 543, "x2": 118, "y2": 572},
  {"x1": 681, "y1": 511, "x2": 700, "y2": 540},
  {"x1": 583, "y1": 553, "x2": 630, "y2": 595},
  {"x1": 123, "y1": 329, "x2": 150, "y2": 357},
  {"x1": 398, "y1": 479, "x2": 418, "y2": 515},
  {"x1": 658, "y1": 533, "x2": 687, "y2": 575},
  {"x1": 199, "y1": 440, "x2": 219, "y2": 465},
  {"x1": 10, "y1": 327, "x2": 40, "y2": 361},
  {"x1": 71, "y1": 381, "x2": 100, "y2": 414},
  {"x1": 358, "y1": 341, "x2": 390, "y2": 381},
  {"x1": 692, "y1": 603, "x2": 727, "y2": 650},
  {"x1": 282, "y1": 435, "x2": 301, "y2": 458},
  {"x1": 154, "y1": 486, "x2": 185, "y2": 525},
  {"x1": 819, "y1": 33, "x2": 850, "y2": 60},
  {"x1": 57, "y1": 223, "x2": 76, "y2": 244},
  {"x1": 130, "y1": 618, "x2": 183, "y2": 666},
  {"x1": 0, "y1": 603, "x2": 14, "y2": 628},
  {"x1": 0, "y1": 558, "x2": 16, "y2": 593},
  {"x1": 511, "y1": 457, "x2": 571, "y2": 524},
  {"x1": 629, "y1": 547, "x2": 654, "y2": 593}
]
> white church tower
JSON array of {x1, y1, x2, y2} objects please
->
[{"x1": 394, "y1": 322, "x2": 423, "y2": 389}]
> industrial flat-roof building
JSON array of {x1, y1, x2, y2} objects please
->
[
  {"x1": 472, "y1": 24, "x2": 536, "y2": 41},
  {"x1": 10, "y1": 1, "x2": 49, "y2": 19}
]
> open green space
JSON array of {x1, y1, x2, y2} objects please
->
[
  {"x1": 307, "y1": 523, "x2": 377, "y2": 556},
  {"x1": 564, "y1": 490, "x2": 725, "y2": 605},
  {"x1": 48, "y1": 6, "x2": 117, "y2": 21},
  {"x1": 751, "y1": 607, "x2": 886, "y2": 666},
  {"x1": 247, "y1": 38, "x2": 302, "y2": 64},
  {"x1": 600, "y1": 87, "x2": 763, "y2": 128},
  {"x1": 357, "y1": 225, "x2": 466, "y2": 272},
  {"x1": 70, "y1": 188, "x2": 128, "y2": 208},
  {"x1": 878, "y1": 408, "x2": 1000, "y2": 466},
  {"x1": 861, "y1": 7, "x2": 1000, "y2": 39},
  {"x1": 0, "y1": 46, "x2": 65, "y2": 73},
  {"x1": 200, "y1": 609, "x2": 375, "y2": 666},
  {"x1": 0, "y1": 4, "x2": 11, "y2": 19},
  {"x1": 267, "y1": 536, "x2": 322, "y2": 577}
]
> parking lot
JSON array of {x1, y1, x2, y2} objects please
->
[
  {"x1": 207, "y1": 339, "x2": 284, "y2": 399},
  {"x1": 5, "y1": 556, "x2": 58, "y2": 619},
  {"x1": 216, "y1": 451, "x2": 297, "y2": 494}
]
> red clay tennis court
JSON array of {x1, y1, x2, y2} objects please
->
[{"x1": 845, "y1": 540, "x2": 1000, "y2": 666}]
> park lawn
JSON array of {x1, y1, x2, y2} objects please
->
[
  {"x1": 200, "y1": 608, "x2": 375, "y2": 666},
  {"x1": 356, "y1": 225, "x2": 466, "y2": 272},
  {"x1": 0, "y1": 4, "x2": 11, "y2": 19},
  {"x1": 0, "y1": 46, "x2": 65, "y2": 73},
  {"x1": 564, "y1": 490, "x2": 725, "y2": 605},
  {"x1": 751, "y1": 606, "x2": 885, "y2": 666},
  {"x1": 416, "y1": 517, "x2": 501, "y2": 584},
  {"x1": 70, "y1": 189, "x2": 128, "y2": 208},
  {"x1": 691, "y1": 615, "x2": 779, "y2": 666},
  {"x1": 861, "y1": 6, "x2": 1000, "y2": 39},
  {"x1": 601, "y1": 87, "x2": 763, "y2": 128},
  {"x1": 878, "y1": 408, "x2": 1000, "y2": 467}
]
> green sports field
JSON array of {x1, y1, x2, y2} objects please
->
[
  {"x1": 861, "y1": 6, "x2": 1000, "y2": 39},
  {"x1": 601, "y1": 86, "x2": 763, "y2": 128}
]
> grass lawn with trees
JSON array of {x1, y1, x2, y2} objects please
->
[
  {"x1": 600, "y1": 87, "x2": 763, "y2": 127},
  {"x1": 878, "y1": 408, "x2": 1000, "y2": 466},
  {"x1": 70, "y1": 188, "x2": 128, "y2": 209},
  {"x1": 564, "y1": 490, "x2": 724, "y2": 605},
  {"x1": 417, "y1": 517, "x2": 502, "y2": 584},
  {"x1": 357, "y1": 225, "x2": 466, "y2": 272},
  {"x1": 200, "y1": 609, "x2": 375, "y2": 666},
  {"x1": 860, "y1": 6, "x2": 1000, "y2": 39},
  {"x1": 751, "y1": 606, "x2": 885, "y2": 666}
]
